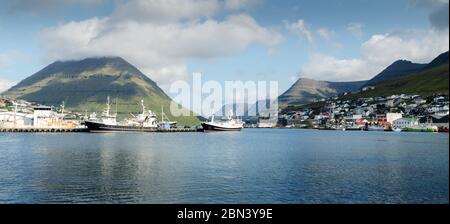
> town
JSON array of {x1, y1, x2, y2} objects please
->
[
  {"x1": 279, "y1": 93, "x2": 449, "y2": 132},
  {"x1": 1, "y1": 92, "x2": 449, "y2": 133}
]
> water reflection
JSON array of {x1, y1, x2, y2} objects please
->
[{"x1": 0, "y1": 130, "x2": 448, "y2": 203}]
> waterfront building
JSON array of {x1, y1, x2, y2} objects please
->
[{"x1": 392, "y1": 118, "x2": 419, "y2": 129}]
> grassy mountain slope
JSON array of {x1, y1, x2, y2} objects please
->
[
  {"x1": 342, "y1": 63, "x2": 449, "y2": 100},
  {"x1": 278, "y1": 78, "x2": 367, "y2": 107},
  {"x1": 364, "y1": 60, "x2": 426, "y2": 86},
  {"x1": 2, "y1": 57, "x2": 200, "y2": 125}
]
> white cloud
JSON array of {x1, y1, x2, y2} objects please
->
[
  {"x1": 0, "y1": 79, "x2": 16, "y2": 93},
  {"x1": 39, "y1": 12, "x2": 283, "y2": 89},
  {"x1": 285, "y1": 19, "x2": 313, "y2": 42},
  {"x1": 346, "y1": 23, "x2": 364, "y2": 39},
  {"x1": 361, "y1": 29, "x2": 449, "y2": 65},
  {"x1": 316, "y1": 27, "x2": 336, "y2": 40},
  {"x1": 298, "y1": 29, "x2": 449, "y2": 81},
  {"x1": 300, "y1": 54, "x2": 376, "y2": 81}
]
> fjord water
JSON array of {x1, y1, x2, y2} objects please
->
[{"x1": 0, "y1": 129, "x2": 448, "y2": 204}]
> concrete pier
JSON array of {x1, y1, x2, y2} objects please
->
[
  {"x1": 0, "y1": 127, "x2": 89, "y2": 133},
  {"x1": 1, "y1": 127, "x2": 202, "y2": 133}
]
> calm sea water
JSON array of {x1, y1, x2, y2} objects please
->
[{"x1": 0, "y1": 129, "x2": 448, "y2": 204}]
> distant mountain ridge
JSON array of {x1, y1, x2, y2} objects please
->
[
  {"x1": 2, "y1": 57, "x2": 200, "y2": 124},
  {"x1": 364, "y1": 60, "x2": 426, "y2": 86},
  {"x1": 280, "y1": 51, "x2": 449, "y2": 108},
  {"x1": 424, "y1": 51, "x2": 449, "y2": 69},
  {"x1": 278, "y1": 78, "x2": 367, "y2": 106}
]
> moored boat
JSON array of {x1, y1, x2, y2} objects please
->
[
  {"x1": 201, "y1": 110, "x2": 243, "y2": 132},
  {"x1": 85, "y1": 97, "x2": 159, "y2": 132}
]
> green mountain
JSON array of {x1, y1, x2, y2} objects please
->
[
  {"x1": 424, "y1": 51, "x2": 449, "y2": 69},
  {"x1": 279, "y1": 51, "x2": 449, "y2": 108},
  {"x1": 278, "y1": 78, "x2": 367, "y2": 107},
  {"x1": 342, "y1": 63, "x2": 449, "y2": 99},
  {"x1": 364, "y1": 60, "x2": 426, "y2": 86},
  {"x1": 1, "y1": 57, "x2": 200, "y2": 125}
]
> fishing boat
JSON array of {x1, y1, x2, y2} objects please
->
[
  {"x1": 201, "y1": 110, "x2": 243, "y2": 132},
  {"x1": 85, "y1": 97, "x2": 158, "y2": 132},
  {"x1": 159, "y1": 106, "x2": 177, "y2": 129}
]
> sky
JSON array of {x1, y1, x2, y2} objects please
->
[{"x1": 0, "y1": 0, "x2": 449, "y2": 97}]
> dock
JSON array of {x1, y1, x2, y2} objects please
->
[
  {"x1": 0, "y1": 127, "x2": 89, "y2": 133},
  {"x1": 1, "y1": 127, "x2": 203, "y2": 133}
]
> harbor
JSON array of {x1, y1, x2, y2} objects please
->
[{"x1": 0, "y1": 97, "x2": 206, "y2": 133}]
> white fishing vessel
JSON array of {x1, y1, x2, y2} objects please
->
[
  {"x1": 85, "y1": 97, "x2": 159, "y2": 132},
  {"x1": 201, "y1": 110, "x2": 243, "y2": 132}
]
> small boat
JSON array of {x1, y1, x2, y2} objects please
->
[
  {"x1": 201, "y1": 110, "x2": 243, "y2": 132},
  {"x1": 158, "y1": 106, "x2": 177, "y2": 129},
  {"x1": 393, "y1": 127, "x2": 403, "y2": 132}
]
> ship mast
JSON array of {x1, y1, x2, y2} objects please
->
[
  {"x1": 61, "y1": 101, "x2": 65, "y2": 118},
  {"x1": 115, "y1": 97, "x2": 118, "y2": 116},
  {"x1": 106, "y1": 96, "x2": 111, "y2": 117}
]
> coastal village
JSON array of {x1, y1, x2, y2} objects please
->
[
  {"x1": 279, "y1": 91, "x2": 449, "y2": 132},
  {"x1": 1, "y1": 91, "x2": 449, "y2": 132}
]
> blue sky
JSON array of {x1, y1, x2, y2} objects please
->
[{"x1": 0, "y1": 0, "x2": 448, "y2": 95}]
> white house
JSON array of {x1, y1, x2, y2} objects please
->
[{"x1": 392, "y1": 118, "x2": 419, "y2": 129}]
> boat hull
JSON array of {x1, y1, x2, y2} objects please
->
[
  {"x1": 201, "y1": 123, "x2": 242, "y2": 132},
  {"x1": 85, "y1": 121, "x2": 158, "y2": 132}
]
